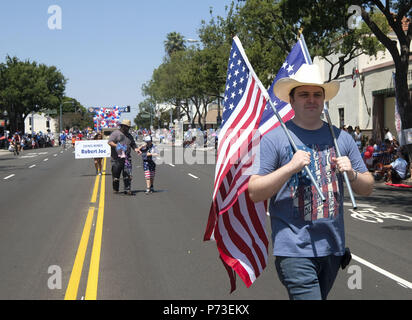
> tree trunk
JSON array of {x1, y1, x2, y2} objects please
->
[
  {"x1": 394, "y1": 63, "x2": 412, "y2": 165},
  {"x1": 372, "y1": 94, "x2": 384, "y2": 143}
]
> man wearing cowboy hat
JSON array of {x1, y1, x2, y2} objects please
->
[
  {"x1": 108, "y1": 119, "x2": 139, "y2": 195},
  {"x1": 249, "y1": 64, "x2": 373, "y2": 300}
]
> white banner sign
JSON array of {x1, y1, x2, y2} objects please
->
[{"x1": 75, "y1": 140, "x2": 111, "y2": 159}]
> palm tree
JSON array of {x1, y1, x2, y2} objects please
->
[{"x1": 164, "y1": 32, "x2": 186, "y2": 57}]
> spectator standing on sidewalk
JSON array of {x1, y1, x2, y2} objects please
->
[
  {"x1": 353, "y1": 126, "x2": 362, "y2": 151},
  {"x1": 108, "y1": 119, "x2": 140, "y2": 195},
  {"x1": 384, "y1": 127, "x2": 393, "y2": 142}
]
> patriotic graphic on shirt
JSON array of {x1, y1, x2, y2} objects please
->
[
  {"x1": 204, "y1": 36, "x2": 269, "y2": 292},
  {"x1": 259, "y1": 39, "x2": 310, "y2": 135},
  {"x1": 288, "y1": 144, "x2": 340, "y2": 221}
]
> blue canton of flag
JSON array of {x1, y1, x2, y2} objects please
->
[
  {"x1": 259, "y1": 40, "x2": 310, "y2": 135},
  {"x1": 221, "y1": 43, "x2": 251, "y2": 128}
]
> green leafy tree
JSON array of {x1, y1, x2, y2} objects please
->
[
  {"x1": 134, "y1": 99, "x2": 156, "y2": 129},
  {"x1": 0, "y1": 56, "x2": 66, "y2": 133},
  {"x1": 277, "y1": 0, "x2": 389, "y2": 80},
  {"x1": 232, "y1": 0, "x2": 297, "y2": 86},
  {"x1": 142, "y1": 57, "x2": 190, "y2": 123},
  {"x1": 164, "y1": 32, "x2": 186, "y2": 58},
  {"x1": 198, "y1": 9, "x2": 234, "y2": 125},
  {"x1": 59, "y1": 97, "x2": 92, "y2": 131}
]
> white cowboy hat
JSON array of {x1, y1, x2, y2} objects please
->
[
  {"x1": 121, "y1": 119, "x2": 131, "y2": 127},
  {"x1": 273, "y1": 64, "x2": 340, "y2": 103}
]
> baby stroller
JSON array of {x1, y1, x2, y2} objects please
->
[{"x1": 8, "y1": 143, "x2": 18, "y2": 156}]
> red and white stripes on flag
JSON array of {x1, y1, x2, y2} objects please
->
[
  {"x1": 144, "y1": 170, "x2": 155, "y2": 179},
  {"x1": 204, "y1": 36, "x2": 269, "y2": 292}
]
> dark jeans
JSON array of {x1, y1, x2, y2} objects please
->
[
  {"x1": 275, "y1": 255, "x2": 342, "y2": 300},
  {"x1": 111, "y1": 158, "x2": 132, "y2": 192}
]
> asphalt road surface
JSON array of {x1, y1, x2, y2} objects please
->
[{"x1": 0, "y1": 144, "x2": 411, "y2": 300}]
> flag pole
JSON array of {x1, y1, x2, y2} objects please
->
[{"x1": 300, "y1": 33, "x2": 357, "y2": 209}]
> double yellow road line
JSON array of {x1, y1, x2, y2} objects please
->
[{"x1": 65, "y1": 158, "x2": 107, "y2": 300}]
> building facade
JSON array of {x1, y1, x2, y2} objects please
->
[
  {"x1": 315, "y1": 36, "x2": 412, "y2": 144},
  {"x1": 24, "y1": 112, "x2": 58, "y2": 135}
]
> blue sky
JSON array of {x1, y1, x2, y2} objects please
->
[{"x1": 0, "y1": 0, "x2": 232, "y2": 120}]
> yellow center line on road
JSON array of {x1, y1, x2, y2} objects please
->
[
  {"x1": 64, "y1": 157, "x2": 107, "y2": 300},
  {"x1": 90, "y1": 174, "x2": 101, "y2": 204},
  {"x1": 85, "y1": 157, "x2": 107, "y2": 300},
  {"x1": 64, "y1": 207, "x2": 95, "y2": 300}
]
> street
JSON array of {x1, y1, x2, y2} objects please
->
[{"x1": 0, "y1": 144, "x2": 411, "y2": 300}]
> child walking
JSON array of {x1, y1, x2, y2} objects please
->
[{"x1": 137, "y1": 135, "x2": 158, "y2": 194}]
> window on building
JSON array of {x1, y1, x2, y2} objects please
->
[{"x1": 46, "y1": 120, "x2": 50, "y2": 128}]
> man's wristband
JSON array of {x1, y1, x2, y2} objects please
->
[{"x1": 349, "y1": 170, "x2": 358, "y2": 182}]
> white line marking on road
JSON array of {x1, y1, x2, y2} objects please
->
[
  {"x1": 43, "y1": 158, "x2": 48, "y2": 162},
  {"x1": 168, "y1": 164, "x2": 175, "y2": 167},
  {"x1": 53, "y1": 154, "x2": 58, "y2": 157},
  {"x1": 352, "y1": 253, "x2": 412, "y2": 289},
  {"x1": 344, "y1": 202, "x2": 375, "y2": 208},
  {"x1": 29, "y1": 165, "x2": 36, "y2": 168},
  {"x1": 4, "y1": 174, "x2": 15, "y2": 180},
  {"x1": 188, "y1": 173, "x2": 199, "y2": 179}
]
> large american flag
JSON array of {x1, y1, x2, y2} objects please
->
[{"x1": 204, "y1": 36, "x2": 310, "y2": 292}]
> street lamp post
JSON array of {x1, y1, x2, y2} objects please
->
[
  {"x1": 31, "y1": 112, "x2": 35, "y2": 135},
  {"x1": 216, "y1": 97, "x2": 222, "y2": 128}
]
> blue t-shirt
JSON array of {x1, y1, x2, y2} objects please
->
[{"x1": 254, "y1": 120, "x2": 367, "y2": 258}]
